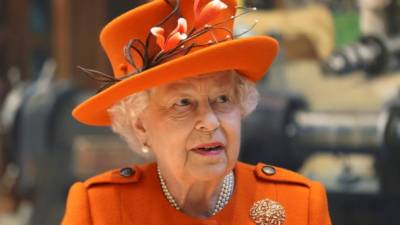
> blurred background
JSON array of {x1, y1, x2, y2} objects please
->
[{"x1": 1, "y1": 0, "x2": 400, "y2": 224}]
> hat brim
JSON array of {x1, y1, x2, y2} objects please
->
[{"x1": 72, "y1": 36, "x2": 279, "y2": 126}]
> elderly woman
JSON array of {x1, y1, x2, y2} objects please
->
[{"x1": 61, "y1": 0, "x2": 332, "y2": 224}]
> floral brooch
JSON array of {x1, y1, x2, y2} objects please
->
[{"x1": 250, "y1": 198, "x2": 286, "y2": 225}]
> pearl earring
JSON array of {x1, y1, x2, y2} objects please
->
[{"x1": 142, "y1": 145, "x2": 150, "y2": 153}]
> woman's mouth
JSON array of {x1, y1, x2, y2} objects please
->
[{"x1": 191, "y1": 142, "x2": 225, "y2": 156}]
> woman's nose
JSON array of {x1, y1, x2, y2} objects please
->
[{"x1": 195, "y1": 101, "x2": 220, "y2": 132}]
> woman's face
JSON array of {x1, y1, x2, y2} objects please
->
[{"x1": 136, "y1": 71, "x2": 242, "y2": 181}]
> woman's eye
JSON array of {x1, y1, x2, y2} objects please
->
[
  {"x1": 216, "y1": 95, "x2": 229, "y2": 103},
  {"x1": 175, "y1": 98, "x2": 191, "y2": 106}
]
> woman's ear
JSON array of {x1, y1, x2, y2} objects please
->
[{"x1": 131, "y1": 117, "x2": 147, "y2": 144}]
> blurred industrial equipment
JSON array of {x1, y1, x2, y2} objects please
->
[
  {"x1": 0, "y1": 59, "x2": 140, "y2": 225},
  {"x1": 322, "y1": 35, "x2": 400, "y2": 75},
  {"x1": 240, "y1": 90, "x2": 400, "y2": 225},
  {"x1": 322, "y1": 0, "x2": 400, "y2": 75}
]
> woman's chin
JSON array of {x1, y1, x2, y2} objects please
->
[
  {"x1": 190, "y1": 168, "x2": 227, "y2": 182},
  {"x1": 186, "y1": 158, "x2": 231, "y2": 181}
]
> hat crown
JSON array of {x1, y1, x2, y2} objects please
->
[{"x1": 100, "y1": 0, "x2": 237, "y2": 79}]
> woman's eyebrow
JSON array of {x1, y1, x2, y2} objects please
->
[{"x1": 155, "y1": 87, "x2": 195, "y2": 101}]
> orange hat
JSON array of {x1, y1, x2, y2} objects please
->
[{"x1": 72, "y1": 0, "x2": 279, "y2": 126}]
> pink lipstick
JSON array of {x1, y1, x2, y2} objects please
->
[{"x1": 191, "y1": 142, "x2": 225, "y2": 156}]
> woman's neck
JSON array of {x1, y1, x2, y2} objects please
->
[
  {"x1": 158, "y1": 168, "x2": 227, "y2": 218},
  {"x1": 180, "y1": 180, "x2": 223, "y2": 218}
]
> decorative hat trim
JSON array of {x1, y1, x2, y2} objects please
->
[{"x1": 79, "y1": 0, "x2": 258, "y2": 93}]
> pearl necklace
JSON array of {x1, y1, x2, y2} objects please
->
[{"x1": 157, "y1": 167, "x2": 235, "y2": 216}]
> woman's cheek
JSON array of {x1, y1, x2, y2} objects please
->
[
  {"x1": 217, "y1": 106, "x2": 241, "y2": 124},
  {"x1": 220, "y1": 110, "x2": 242, "y2": 151}
]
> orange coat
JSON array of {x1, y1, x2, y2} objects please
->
[{"x1": 61, "y1": 162, "x2": 332, "y2": 225}]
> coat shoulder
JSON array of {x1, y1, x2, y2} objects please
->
[
  {"x1": 83, "y1": 163, "x2": 153, "y2": 188},
  {"x1": 237, "y1": 161, "x2": 313, "y2": 188}
]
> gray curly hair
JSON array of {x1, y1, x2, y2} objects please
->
[{"x1": 107, "y1": 70, "x2": 259, "y2": 156}]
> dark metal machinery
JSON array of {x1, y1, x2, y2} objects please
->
[
  {"x1": 322, "y1": 0, "x2": 400, "y2": 76},
  {"x1": 322, "y1": 35, "x2": 400, "y2": 75},
  {"x1": 240, "y1": 90, "x2": 400, "y2": 225}
]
